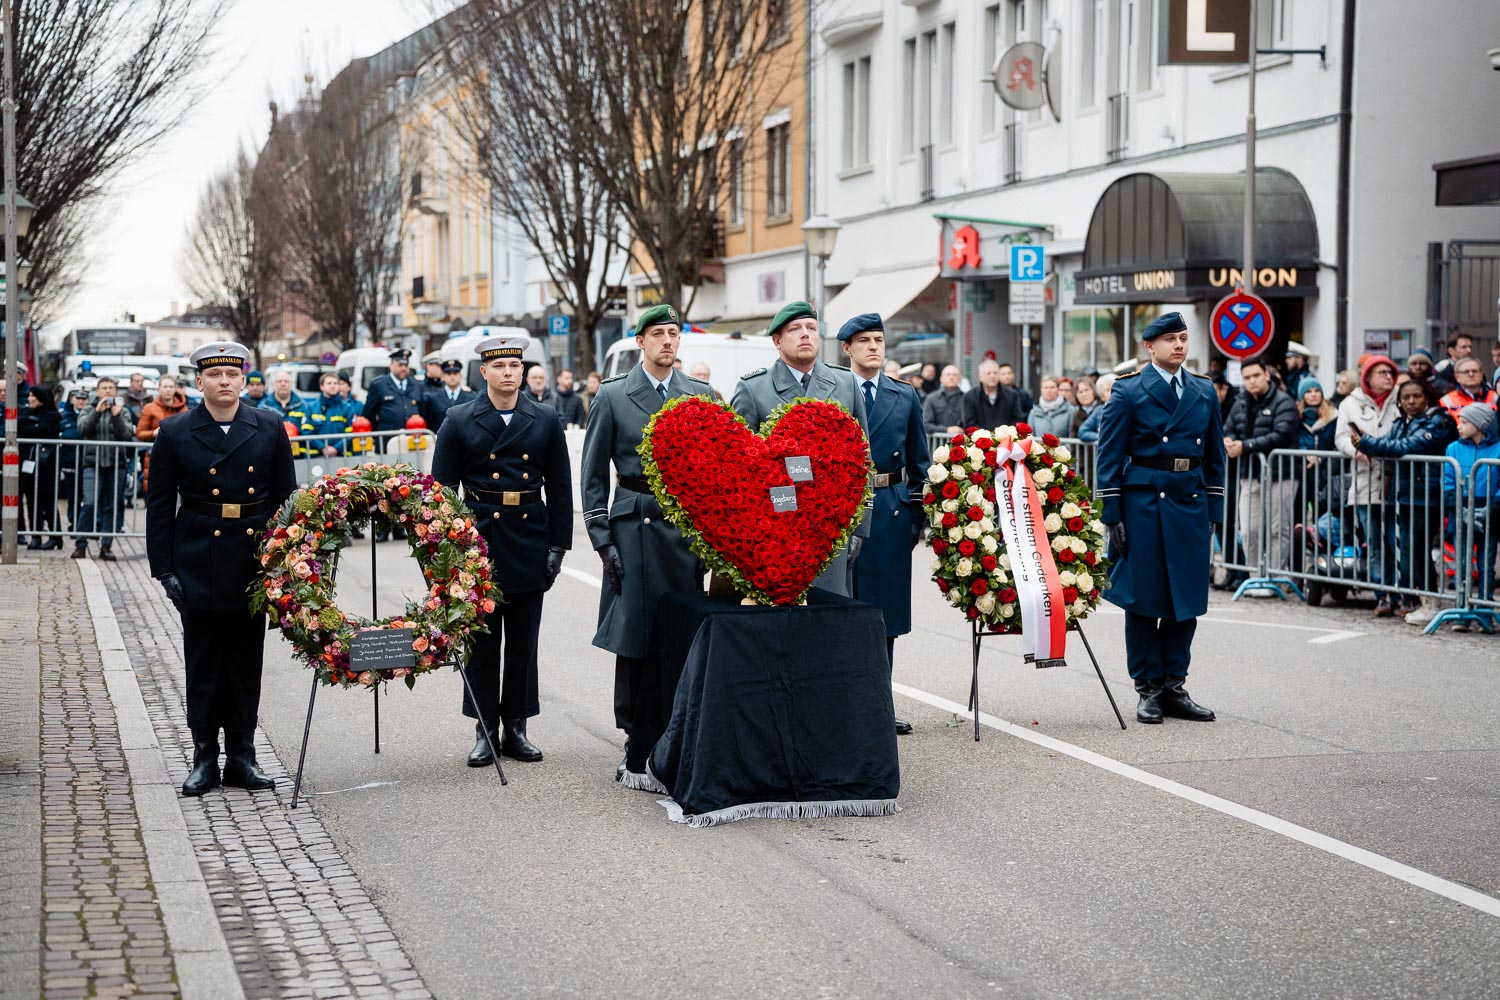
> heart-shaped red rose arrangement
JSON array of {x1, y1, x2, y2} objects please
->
[{"x1": 639, "y1": 396, "x2": 871, "y2": 605}]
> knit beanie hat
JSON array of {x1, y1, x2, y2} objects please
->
[{"x1": 1458, "y1": 402, "x2": 1497, "y2": 438}]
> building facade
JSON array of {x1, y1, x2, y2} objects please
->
[{"x1": 811, "y1": 0, "x2": 1500, "y2": 386}]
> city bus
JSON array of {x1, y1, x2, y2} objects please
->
[{"x1": 64, "y1": 324, "x2": 148, "y2": 357}]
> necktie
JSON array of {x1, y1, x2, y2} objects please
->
[
  {"x1": 1169, "y1": 375, "x2": 1181, "y2": 399},
  {"x1": 657, "y1": 383, "x2": 667, "y2": 404},
  {"x1": 800, "y1": 372, "x2": 811, "y2": 395},
  {"x1": 863, "y1": 380, "x2": 875, "y2": 412}
]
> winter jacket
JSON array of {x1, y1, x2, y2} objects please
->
[
  {"x1": 922, "y1": 387, "x2": 965, "y2": 434},
  {"x1": 77, "y1": 396, "x2": 137, "y2": 470},
  {"x1": 1027, "y1": 397, "x2": 1077, "y2": 439},
  {"x1": 553, "y1": 387, "x2": 587, "y2": 427},
  {"x1": 960, "y1": 385, "x2": 1026, "y2": 432},
  {"x1": 1070, "y1": 402, "x2": 1098, "y2": 438},
  {"x1": 18, "y1": 405, "x2": 60, "y2": 469},
  {"x1": 1298, "y1": 407, "x2": 1337, "y2": 452},
  {"x1": 1225, "y1": 386, "x2": 1299, "y2": 479},
  {"x1": 1335, "y1": 357, "x2": 1401, "y2": 505},
  {"x1": 1443, "y1": 430, "x2": 1500, "y2": 510},
  {"x1": 1438, "y1": 384, "x2": 1497, "y2": 424},
  {"x1": 1356, "y1": 406, "x2": 1457, "y2": 506},
  {"x1": 135, "y1": 393, "x2": 190, "y2": 443},
  {"x1": 1077, "y1": 404, "x2": 1105, "y2": 443}
]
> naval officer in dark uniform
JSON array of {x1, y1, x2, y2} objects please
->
[
  {"x1": 1095, "y1": 312, "x2": 1225, "y2": 724},
  {"x1": 840, "y1": 313, "x2": 929, "y2": 735},
  {"x1": 146, "y1": 342, "x2": 297, "y2": 796},
  {"x1": 731, "y1": 300, "x2": 871, "y2": 596},
  {"x1": 423, "y1": 358, "x2": 476, "y2": 433},
  {"x1": 580, "y1": 303, "x2": 710, "y2": 772},
  {"x1": 362, "y1": 348, "x2": 426, "y2": 542},
  {"x1": 432, "y1": 336, "x2": 573, "y2": 765}
]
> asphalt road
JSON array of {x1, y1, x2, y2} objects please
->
[{"x1": 254, "y1": 505, "x2": 1500, "y2": 1000}]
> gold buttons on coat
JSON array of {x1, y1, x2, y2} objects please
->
[
  {"x1": 209, "y1": 468, "x2": 217, "y2": 475},
  {"x1": 1162, "y1": 436, "x2": 1169, "y2": 443},
  {"x1": 522, "y1": 473, "x2": 529, "y2": 480},
  {"x1": 213, "y1": 529, "x2": 221, "y2": 537},
  {"x1": 212, "y1": 488, "x2": 220, "y2": 496},
  {"x1": 492, "y1": 472, "x2": 499, "y2": 480},
  {"x1": 489, "y1": 453, "x2": 496, "y2": 460},
  {"x1": 522, "y1": 454, "x2": 529, "y2": 461},
  {"x1": 246, "y1": 528, "x2": 254, "y2": 536},
  {"x1": 522, "y1": 513, "x2": 528, "y2": 520},
  {"x1": 247, "y1": 488, "x2": 255, "y2": 495},
  {"x1": 492, "y1": 512, "x2": 499, "y2": 519},
  {"x1": 248, "y1": 466, "x2": 254, "y2": 472}
]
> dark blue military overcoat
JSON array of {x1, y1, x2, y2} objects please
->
[
  {"x1": 146, "y1": 402, "x2": 297, "y2": 611},
  {"x1": 1095, "y1": 366, "x2": 1226, "y2": 621},
  {"x1": 362, "y1": 373, "x2": 426, "y2": 434},
  {"x1": 854, "y1": 374, "x2": 930, "y2": 636},
  {"x1": 431, "y1": 392, "x2": 573, "y2": 595}
]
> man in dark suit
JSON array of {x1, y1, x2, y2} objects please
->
[
  {"x1": 580, "y1": 303, "x2": 711, "y2": 780},
  {"x1": 840, "y1": 313, "x2": 930, "y2": 735},
  {"x1": 362, "y1": 347, "x2": 425, "y2": 540},
  {"x1": 731, "y1": 300, "x2": 871, "y2": 596},
  {"x1": 423, "y1": 359, "x2": 476, "y2": 433},
  {"x1": 1095, "y1": 312, "x2": 1226, "y2": 724},
  {"x1": 432, "y1": 337, "x2": 573, "y2": 765},
  {"x1": 146, "y1": 342, "x2": 297, "y2": 797},
  {"x1": 961, "y1": 358, "x2": 1026, "y2": 430}
]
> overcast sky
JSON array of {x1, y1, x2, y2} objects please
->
[{"x1": 42, "y1": 0, "x2": 436, "y2": 345}]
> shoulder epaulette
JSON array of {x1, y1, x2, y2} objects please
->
[
  {"x1": 1191, "y1": 370, "x2": 1213, "y2": 379},
  {"x1": 740, "y1": 367, "x2": 767, "y2": 380},
  {"x1": 827, "y1": 363, "x2": 851, "y2": 371},
  {"x1": 1116, "y1": 369, "x2": 1141, "y2": 379},
  {"x1": 601, "y1": 373, "x2": 627, "y2": 384}
]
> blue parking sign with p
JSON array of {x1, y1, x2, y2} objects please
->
[
  {"x1": 548, "y1": 315, "x2": 570, "y2": 336},
  {"x1": 1010, "y1": 244, "x2": 1044, "y2": 282}
]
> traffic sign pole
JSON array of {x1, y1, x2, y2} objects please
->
[
  {"x1": 2, "y1": 0, "x2": 18, "y2": 565},
  {"x1": 1244, "y1": 0, "x2": 1258, "y2": 296}
]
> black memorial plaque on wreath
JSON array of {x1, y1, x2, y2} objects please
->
[{"x1": 350, "y1": 628, "x2": 416, "y2": 673}]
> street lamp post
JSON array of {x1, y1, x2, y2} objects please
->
[
  {"x1": 801, "y1": 216, "x2": 841, "y2": 361},
  {"x1": 2, "y1": 0, "x2": 35, "y2": 565}
]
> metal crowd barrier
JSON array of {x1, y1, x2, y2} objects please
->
[{"x1": 17, "y1": 430, "x2": 437, "y2": 543}]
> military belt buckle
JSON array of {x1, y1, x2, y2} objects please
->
[
  {"x1": 1172, "y1": 458, "x2": 1190, "y2": 472},
  {"x1": 502, "y1": 491, "x2": 521, "y2": 506},
  {"x1": 221, "y1": 503, "x2": 241, "y2": 519}
]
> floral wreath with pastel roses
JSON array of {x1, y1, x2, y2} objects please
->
[
  {"x1": 249, "y1": 462, "x2": 497, "y2": 690},
  {"x1": 923, "y1": 423, "x2": 1112, "y2": 631}
]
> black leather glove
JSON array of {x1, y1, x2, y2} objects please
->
[
  {"x1": 157, "y1": 573, "x2": 185, "y2": 611},
  {"x1": 1107, "y1": 522, "x2": 1127, "y2": 558},
  {"x1": 910, "y1": 508, "x2": 925, "y2": 549},
  {"x1": 544, "y1": 547, "x2": 564, "y2": 591},
  {"x1": 847, "y1": 534, "x2": 863, "y2": 562},
  {"x1": 598, "y1": 543, "x2": 625, "y2": 595}
]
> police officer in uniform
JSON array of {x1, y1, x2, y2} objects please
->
[
  {"x1": 839, "y1": 313, "x2": 930, "y2": 735},
  {"x1": 433, "y1": 337, "x2": 572, "y2": 765},
  {"x1": 1095, "y1": 312, "x2": 1225, "y2": 724},
  {"x1": 580, "y1": 304, "x2": 710, "y2": 771},
  {"x1": 146, "y1": 343, "x2": 297, "y2": 796},
  {"x1": 423, "y1": 359, "x2": 476, "y2": 433},
  {"x1": 731, "y1": 300, "x2": 870, "y2": 596},
  {"x1": 362, "y1": 348, "x2": 425, "y2": 540}
]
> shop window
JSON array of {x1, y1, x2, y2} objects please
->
[{"x1": 1062, "y1": 307, "x2": 1126, "y2": 375}]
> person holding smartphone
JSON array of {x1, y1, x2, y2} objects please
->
[{"x1": 73, "y1": 376, "x2": 136, "y2": 560}]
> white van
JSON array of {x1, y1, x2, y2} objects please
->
[
  {"x1": 264, "y1": 363, "x2": 334, "y2": 399},
  {"x1": 600, "y1": 331, "x2": 779, "y2": 399},
  {"x1": 440, "y1": 327, "x2": 551, "y2": 394},
  {"x1": 335, "y1": 347, "x2": 407, "y2": 402}
]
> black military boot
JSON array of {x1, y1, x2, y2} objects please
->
[
  {"x1": 181, "y1": 729, "x2": 221, "y2": 796},
  {"x1": 1135, "y1": 682, "x2": 1164, "y2": 724},
  {"x1": 467, "y1": 721, "x2": 498, "y2": 767},
  {"x1": 221, "y1": 731, "x2": 276, "y2": 789},
  {"x1": 894, "y1": 718, "x2": 913, "y2": 735},
  {"x1": 1160, "y1": 680, "x2": 1216, "y2": 722},
  {"x1": 500, "y1": 717, "x2": 543, "y2": 762}
]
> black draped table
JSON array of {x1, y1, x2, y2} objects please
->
[{"x1": 625, "y1": 589, "x2": 901, "y2": 827}]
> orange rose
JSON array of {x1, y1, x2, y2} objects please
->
[{"x1": 412, "y1": 635, "x2": 429, "y2": 652}]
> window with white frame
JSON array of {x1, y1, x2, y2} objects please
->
[
  {"x1": 982, "y1": 5, "x2": 1002, "y2": 134},
  {"x1": 1258, "y1": 0, "x2": 1290, "y2": 48},
  {"x1": 766, "y1": 119, "x2": 791, "y2": 219},
  {"x1": 901, "y1": 37, "x2": 917, "y2": 154},
  {"x1": 727, "y1": 136, "x2": 745, "y2": 224},
  {"x1": 939, "y1": 22, "x2": 955, "y2": 145},
  {"x1": 841, "y1": 55, "x2": 871, "y2": 170}
]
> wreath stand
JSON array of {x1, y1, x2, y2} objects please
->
[
  {"x1": 965, "y1": 619, "x2": 1127, "y2": 741},
  {"x1": 290, "y1": 532, "x2": 508, "y2": 808}
]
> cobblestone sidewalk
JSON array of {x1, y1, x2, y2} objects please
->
[{"x1": 98, "y1": 541, "x2": 431, "y2": 1000}]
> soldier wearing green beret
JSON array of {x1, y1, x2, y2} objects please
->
[
  {"x1": 581, "y1": 303, "x2": 712, "y2": 778},
  {"x1": 730, "y1": 300, "x2": 872, "y2": 596}
]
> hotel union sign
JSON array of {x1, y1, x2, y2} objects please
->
[{"x1": 1074, "y1": 264, "x2": 1318, "y2": 304}]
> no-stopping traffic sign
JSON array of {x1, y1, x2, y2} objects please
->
[{"x1": 1210, "y1": 288, "x2": 1274, "y2": 361}]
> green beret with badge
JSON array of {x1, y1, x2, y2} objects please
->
[
  {"x1": 635, "y1": 303, "x2": 681, "y2": 335},
  {"x1": 768, "y1": 300, "x2": 818, "y2": 337}
]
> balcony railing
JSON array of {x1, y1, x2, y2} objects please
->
[
  {"x1": 919, "y1": 143, "x2": 935, "y2": 202},
  {"x1": 1004, "y1": 123, "x2": 1023, "y2": 185},
  {"x1": 1106, "y1": 93, "x2": 1130, "y2": 163}
]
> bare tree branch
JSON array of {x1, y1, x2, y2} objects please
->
[{"x1": 178, "y1": 147, "x2": 275, "y2": 360}]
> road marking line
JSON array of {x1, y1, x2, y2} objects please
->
[
  {"x1": 892, "y1": 681, "x2": 1500, "y2": 919},
  {"x1": 1306, "y1": 631, "x2": 1363, "y2": 644},
  {"x1": 560, "y1": 566, "x2": 602, "y2": 589},
  {"x1": 1093, "y1": 606, "x2": 1365, "y2": 643}
]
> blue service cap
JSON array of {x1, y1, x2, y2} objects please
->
[
  {"x1": 837, "y1": 313, "x2": 884, "y2": 343},
  {"x1": 1142, "y1": 312, "x2": 1187, "y2": 340}
]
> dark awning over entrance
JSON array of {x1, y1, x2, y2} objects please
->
[
  {"x1": 1074, "y1": 168, "x2": 1320, "y2": 304},
  {"x1": 1433, "y1": 153, "x2": 1500, "y2": 206}
]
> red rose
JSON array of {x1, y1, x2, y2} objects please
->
[
  {"x1": 952, "y1": 433, "x2": 968, "y2": 446},
  {"x1": 1047, "y1": 487, "x2": 1064, "y2": 503},
  {"x1": 1068, "y1": 517, "x2": 1084, "y2": 532},
  {"x1": 974, "y1": 436, "x2": 993, "y2": 450},
  {"x1": 981, "y1": 555, "x2": 997, "y2": 571},
  {"x1": 1058, "y1": 548, "x2": 1075, "y2": 563},
  {"x1": 1000, "y1": 588, "x2": 1017, "y2": 603},
  {"x1": 958, "y1": 539, "x2": 977, "y2": 556},
  {"x1": 984, "y1": 487, "x2": 996, "y2": 502},
  {"x1": 924, "y1": 492, "x2": 937, "y2": 505},
  {"x1": 932, "y1": 538, "x2": 949, "y2": 555},
  {"x1": 1042, "y1": 433, "x2": 1060, "y2": 447},
  {"x1": 1063, "y1": 586, "x2": 1079, "y2": 603},
  {"x1": 1091, "y1": 588, "x2": 1100, "y2": 599},
  {"x1": 1084, "y1": 550, "x2": 1097, "y2": 566},
  {"x1": 966, "y1": 606, "x2": 980, "y2": 620},
  {"x1": 984, "y1": 451, "x2": 998, "y2": 467},
  {"x1": 942, "y1": 512, "x2": 958, "y2": 529},
  {"x1": 942, "y1": 481, "x2": 961, "y2": 500},
  {"x1": 1041, "y1": 454, "x2": 1055, "y2": 467},
  {"x1": 950, "y1": 445, "x2": 967, "y2": 462},
  {"x1": 990, "y1": 623, "x2": 1008, "y2": 633},
  {"x1": 936, "y1": 577, "x2": 951, "y2": 593},
  {"x1": 970, "y1": 579, "x2": 989, "y2": 596},
  {"x1": 1065, "y1": 470, "x2": 1077, "y2": 480},
  {"x1": 1016, "y1": 422, "x2": 1032, "y2": 436},
  {"x1": 967, "y1": 506, "x2": 984, "y2": 521}
]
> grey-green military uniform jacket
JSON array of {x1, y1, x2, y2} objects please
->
[
  {"x1": 730, "y1": 358, "x2": 871, "y2": 597},
  {"x1": 581, "y1": 364, "x2": 712, "y2": 657}
]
